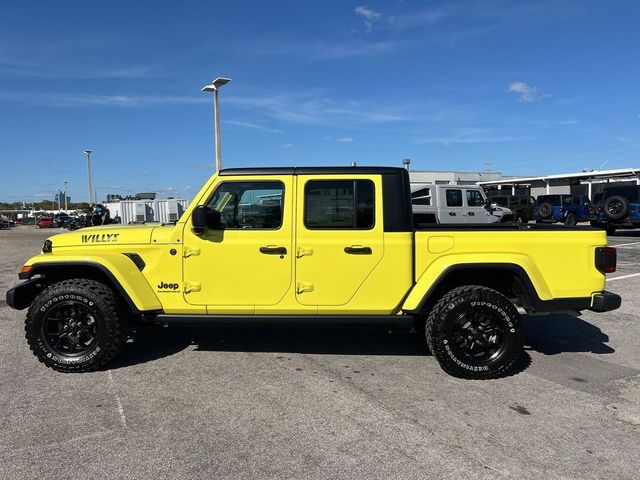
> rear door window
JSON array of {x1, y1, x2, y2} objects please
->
[
  {"x1": 446, "y1": 189, "x2": 463, "y2": 207},
  {"x1": 304, "y1": 180, "x2": 375, "y2": 229}
]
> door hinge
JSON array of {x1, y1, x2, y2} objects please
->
[
  {"x1": 296, "y1": 282, "x2": 314, "y2": 294},
  {"x1": 183, "y1": 247, "x2": 201, "y2": 258},
  {"x1": 184, "y1": 282, "x2": 201, "y2": 293},
  {"x1": 296, "y1": 247, "x2": 314, "y2": 258}
]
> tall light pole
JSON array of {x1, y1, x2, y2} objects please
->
[
  {"x1": 63, "y1": 181, "x2": 68, "y2": 211},
  {"x1": 202, "y1": 77, "x2": 231, "y2": 172},
  {"x1": 84, "y1": 150, "x2": 93, "y2": 206}
]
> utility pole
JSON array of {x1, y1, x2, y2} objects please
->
[
  {"x1": 486, "y1": 158, "x2": 492, "y2": 172},
  {"x1": 84, "y1": 150, "x2": 93, "y2": 206},
  {"x1": 201, "y1": 77, "x2": 231, "y2": 172},
  {"x1": 64, "y1": 181, "x2": 68, "y2": 211}
]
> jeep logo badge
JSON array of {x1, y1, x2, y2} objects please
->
[{"x1": 157, "y1": 282, "x2": 180, "y2": 291}]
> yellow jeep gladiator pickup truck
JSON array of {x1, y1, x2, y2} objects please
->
[{"x1": 6, "y1": 167, "x2": 621, "y2": 379}]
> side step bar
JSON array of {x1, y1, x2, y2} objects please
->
[{"x1": 147, "y1": 314, "x2": 414, "y2": 328}]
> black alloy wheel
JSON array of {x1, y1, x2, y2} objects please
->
[
  {"x1": 446, "y1": 310, "x2": 506, "y2": 364},
  {"x1": 41, "y1": 301, "x2": 100, "y2": 357},
  {"x1": 604, "y1": 195, "x2": 629, "y2": 221},
  {"x1": 425, "y1": 285, "x2": 523, "y2": 379},
  {"x1": 25, "y1": 279, "x2": 127, "y2": 372}
]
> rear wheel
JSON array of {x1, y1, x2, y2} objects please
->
[
  {"x1": 564, "y1": 213, "x2": 577, "y2": 226},
  {"x1": 425, "y1": 286, "x2": 523, "y2": 379},
  {"x1": 25, "y1": 279, "x2": 127, "y2": 372}
]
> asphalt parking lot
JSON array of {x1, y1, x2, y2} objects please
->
[{"x1": 1, "y1": 225, "x2": 639, "y2": 479}]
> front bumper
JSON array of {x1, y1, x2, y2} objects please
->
[
  {"x1": 589, "y1": 291, "x2": 622, "y2": 312},
  {"x1": 5, "y1": 278, "x2": 45, "y2": 310}
]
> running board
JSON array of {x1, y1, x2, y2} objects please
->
[{"x1": 147, "y1": 314, "x2": 413, "y2": 327}]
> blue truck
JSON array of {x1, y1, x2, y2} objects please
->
[
  {"x1": 590, "y1": 185, "x2": 640, "y2": 235},
  {"x1": 533, "y1": 194, "x2": 591, "y2": 226}
]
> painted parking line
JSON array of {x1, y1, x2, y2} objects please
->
[
  {"x1": 609, "y1": 241, "x2": 640, "y2": 248},
  {"x1": 607, "y1": 273, "x2": 640, "y2": 282}
]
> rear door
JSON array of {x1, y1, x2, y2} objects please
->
[
  {"x1": 295, "y1": 175, "x2": 383, "y2": 306},
  {"x1": 438, "y1": 188, "x2": 465, "y2": 223}
]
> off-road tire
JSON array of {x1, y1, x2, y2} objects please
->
[
  {"x1": 425, "y1": 285, "x2": 523, "y2": 380},
  {"x1": 604, "y1": 195, "x2": 629, "y2": 221},
  {"x1": 25, "y1": 279, "x2": 127, "y2": 372},
  {"x1": 537, "y1": 203, "x2": 553, "y2": 219},
  {"x1": 564, "y1": 213, "x2": 577, "y2": 226}
]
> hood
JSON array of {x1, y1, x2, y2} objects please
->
[{"x1": 47, "y1": 224, "x2": 158, "y2": 247}]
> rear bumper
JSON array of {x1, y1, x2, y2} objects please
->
[{"x1": 589, "y1": 291, "x2": 622, "y2": 312}]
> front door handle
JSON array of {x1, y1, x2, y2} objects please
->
[
  {"x1": 344, "y1": 246, "x2": 372, "y2": 255},
  {"x1": 260, "y1": 246, "x2": 287, "y2": 255},
  {"x1": 449, "y1": 212, "x2": 456, "y2": 216},
  {"x1": 468, "y1": 211, "x2": 475, "y2": 216}
]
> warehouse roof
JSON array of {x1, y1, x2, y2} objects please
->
[{"x1": 478, "y1": 167, "x2": 640, "y2": 186}]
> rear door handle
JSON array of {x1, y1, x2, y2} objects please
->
[
  {"x1": 468, "y1": 211, "x2": 475, "y2": 216},
  {"x1": 449, "y1": 212, "x2": 456, "y2": 216},
  {"x1": 344, "y1": 246, "x2": 372, "y2": 255},
  {"x1": 260, "y1": 246, "x2": 287, "y2": 255}
]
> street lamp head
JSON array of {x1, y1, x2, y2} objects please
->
[
  {"x1": 201, "y1": 77, "x2": 231, "y2": 92},
  {"x1": 84, "y1": 150, "x2": 92, "y2": 155}
]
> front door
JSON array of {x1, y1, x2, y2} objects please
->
[
  {"x1": 182, "y1": 177, "x2": 293, "y2": 307},
  {"x1": 465, "y1": 188, "x2": 493, "y2": 223},
  {"x1": 295, "y1": 175, "x2": 383, "y2": 306}
]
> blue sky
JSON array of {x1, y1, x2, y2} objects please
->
[{"x1": 0, "y1": 0, "x2": 638, "y2": 202}]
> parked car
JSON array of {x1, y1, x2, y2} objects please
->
[
  {"x1": 54, "y1": 213, "x2": 71, "y2": 228},
  {"x1": 412, "y1": 184, "x2": 513, "y2": 225},
  {"x1": 0, "y1": 217, "x2": 11, "y2": 229},
  {"x1": 486, "y1": 194, "x2": 536, "y2": 223},
  {"x1": 590, "y1": 185, "x2": 640, "y2": 235},
  {"x1": 533, "y1": 194, "x2": 591, "y2": 225},
  {"x1": 37, "y1": 217, "x2": 54, "y2": 228}
]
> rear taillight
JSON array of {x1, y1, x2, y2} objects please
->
[{"x1": 595, "y1": 247, "x2": 617, "y2": 274}]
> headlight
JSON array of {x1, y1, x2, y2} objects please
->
[{"x1": 42, "y1": 239, "x2": 52, "y2": 253}]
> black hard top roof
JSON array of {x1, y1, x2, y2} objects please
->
[{"x1": 218, "y1": 166, "x2": 406, "y2": 176}]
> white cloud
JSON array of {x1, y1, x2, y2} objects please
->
[
  {"x1": 281, "y1": 143, "x2": 294, "y2": 149},
  {"x1": 508, "y1": 81, "x2": 550, "y2": 102},
  {"x1": 336, "y1": 137, "x2": 353, "y2": 143},
  {"x1": 355, "y1": 6, "x2": 382, "y2": 32},
  {"x1": 226, "y1": 119, "x2": 281, "y2": 133}
]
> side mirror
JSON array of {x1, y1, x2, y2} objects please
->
[
  {"x1": 192, "y1": 206, "x2": 207, "y2": 234},
  {"x1": 484, "y1": 200, "x2": 495, "y2": 212},
  {"x1": 192, "y1": 206, "x2": 222, "y2": 235}
]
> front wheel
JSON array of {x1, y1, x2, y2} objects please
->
[
  {"x1": 25, "y1": 279, "x2": 127, "y2": 372},
  {"x1": 425, "y1": 286, "x2": 523, "y2": 379}
]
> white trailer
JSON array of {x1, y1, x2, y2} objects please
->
[{"x1": 106, "y1": 199, "x2": 188, "y2": 224}]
